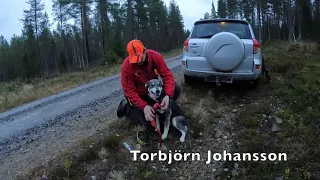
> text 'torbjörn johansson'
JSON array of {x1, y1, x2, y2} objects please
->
[{"x1": 130, "y1": 150, "x2": 287, "y2": 164}]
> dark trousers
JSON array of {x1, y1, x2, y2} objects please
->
[
  {"x1": 261, "y1": 55, "x2": 271, "y2": 81},
  {"x1": 125, "y1": 82, "x2": 181, "y2": 129}
]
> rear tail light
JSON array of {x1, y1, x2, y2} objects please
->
[
  {"x1": 253, "y1": 38, "x2": 260, "y2": 54},
  {"x1": 183, "y1": 38, "x2": 190, "y2": 52},
  {"x1": 255, "y1": 65, "x2": 261, "y2": 70},
  {"x1": 182, "y1": 61, "x2": 186, "y2": 66}
]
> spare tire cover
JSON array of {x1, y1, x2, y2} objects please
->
[{"x1": 205, "y1": 32, "x2": 245, "y2": 71}]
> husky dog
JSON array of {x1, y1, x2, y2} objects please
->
[{"x1": 145, "y1": 79, "x2": 188, "y2": 142}]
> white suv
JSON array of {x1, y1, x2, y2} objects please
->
[{"x1": 181, "y1": 18, "x2": 264, "y2": 88}]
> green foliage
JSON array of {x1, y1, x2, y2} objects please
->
[
  {"x1": 103, "y1": 134, "x2": 121, "y2": 150},
  {"x1": 227, "y1": 0, "x2": 238, "y2": 18},
  {"x1": 2, "y1": 0, "x2": 319, "y2": 83},
  {"x1": 0, "y1": 0, "x2": 186, "y2": 82},
  {"x1": 105, "y1": 50, "x2": 120, "y2": 65},
  {"x1": 167, "y1": 0, "x2": 185, "y2": 49},
  {"x1": 203, "y1": 12, "x2": 210, "y2": 20},
  {"x1": 235, "y1": 41, "x2": 320, "y2": 179},
  {"x1": 210, "y1": 1, "x2": 218, "y2": 18},
  {"x1": 133, "y1": 164, "x2": 166, "y2": 180},
  {"x1": 217, "y1": 0, "x2": 228, "y2": 18}
]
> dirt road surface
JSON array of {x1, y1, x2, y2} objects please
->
[{"x1": 0, "y1": 55, "x2": 182, "y2": 179}]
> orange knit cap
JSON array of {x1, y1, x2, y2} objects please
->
[{"x1": 127, "y1": 39, "x2": 145, "y2": 64}]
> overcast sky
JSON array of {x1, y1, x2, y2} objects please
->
[{"x1": 0, "y1": 0, "x2": 216, "y2": 41}]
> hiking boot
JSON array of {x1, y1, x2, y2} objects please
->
[
  {"x1": 136, "y1": 128, "x2": 160, "y2": 146},
  {"x1": 117, "y1": 98, "x2": 129, "y2": 118},
  {"x1": 136, "y1": 130, "x2": 149, "y2": 145}
]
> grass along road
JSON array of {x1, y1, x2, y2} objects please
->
[
  {"x1": 17, "y1": 41, "x2": 320, "y2": 180},
  {"x1": 0, "y1": 48, "x2": 182, "y2": 113},
  {"x1": 230, "y1": 41, "x2": 320, "y2": 179},
  {"x1": 22, "y1": 71, "x2": 241, "y2": 180}
]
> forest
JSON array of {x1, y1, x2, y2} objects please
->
[
  {"x1": 0, "y1": 0, "x2": 319, "y2": 82},
  {"x1": 0, "y1": 0, "x2": 187, "y2": 82},
  {"x1": 205, "y1": 0, "x2": 320, "y2": 43}
]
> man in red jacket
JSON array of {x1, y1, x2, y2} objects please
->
[{"x1": 117, "y1": 39, "x2": 181, "y2": 130}]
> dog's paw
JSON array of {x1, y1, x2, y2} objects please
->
[
  {"x1": 162, "y1": 134, "x2": 168, "y2": 140},
  {"x1": 179, "y1": 132, "x2": 186, "y2": 143},
  {"x1": 179, "y1": 136, "x2": 185, "y2": 142}
]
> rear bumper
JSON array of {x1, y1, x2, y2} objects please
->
[
  {"x1": 180, "y1": 53, "x2": 263, "y2": 81},
  {"x1": 182, "y1": 66, "x2": 261, "y2": 81}
]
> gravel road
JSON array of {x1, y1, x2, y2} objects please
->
[{"x1": 0, "y1": 55, "x2": 183, "y2": 179}]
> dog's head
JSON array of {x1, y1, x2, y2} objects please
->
[{"x1": 145, "y1": 79, "x2": 164, "y2": 102}]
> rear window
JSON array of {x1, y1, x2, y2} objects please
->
[{"x1": 190, "y1": 21, "x2": 252, "y2": 39}]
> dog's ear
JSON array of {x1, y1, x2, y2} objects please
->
[
  {"x1": 145, "y1": 82, "x2": 149, "y2": 88},
  {"x1": 160, "y1": 80, "x2": 163, "y2": 85}
]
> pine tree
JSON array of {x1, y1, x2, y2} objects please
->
[
  {"x1": 168, "y1": 0, "x2": 185, "y2": 48},
  {"x1": 8, "y1": 35, "x2": 25, "y2": 78},
  {"x1": 108, "y1": 2, "x2": 125, "y2": 59},
  {"x1": 0, "y1": 36, "x2": 10, "y2": 80},
  {"x1": 217, "y1": 0, "x2": 228, "y2": 18},
  {"x1": 39, "y1": 12, "x2": 52, "y2": 75},
  {"x1": 210, "y1": 1, "x2": 218, "y2": 19},
  {"x1": 22, "y1": 18, "x2": 40, "y2": 78},
  {"x1": 227, "y1": 0, "x2": 238, "y2": 18},
  {"x1": 97, "y1": 0, "x2": 108, "y2": 58},
  {"x1": 239, "y1": 0, "x2": 253, "y2": 22},
  {"x1": 0, "y1": 0, "x2": 188, "y2": 81},
  {"x1": 23, "y1": 0, "x2": 45, "y2": 75},
  {"x1": 134, "y1": 0, "x2": 149, "y2": 44},
  {"x1": 126, "y1": 0, "x2": 134, "y2": 42},
  {"x1": 203, "y1": 12, "x2": 210, "y2": 19},
  {"x1": 23, "y1": 0, "x2": 45, "y2": 37}
]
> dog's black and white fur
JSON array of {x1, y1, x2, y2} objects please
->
[{"x1": 145, "y1": 79, "x2": 188, "y2": 142}]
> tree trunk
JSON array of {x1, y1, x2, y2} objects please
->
[
  {"x1": 59, "y1": 3, "x2": 63, "y2": 32},
  {"x1": 2, "y1": 72, "x2": 6, "y2": 81},
  {"x1": 82, "y1": 0, "x2": 89, "y2": 68},
  {"x1": 127, "y1": 0, "x2": 134, "y2": 42},
  {"x1": 80, "y1": 6, "x2": 85, "y2": 69},
  {"x1": 261, "y1": 5, "x2": 265, "y2": 41},
  {"x1": 54, "y1": 55, "x2": 59, "y2": 74},
  {"x1": 72, "y1": 41, "x2": 76, "y2": 66},
  {"x1": 267, "y1": 16, "x2": 271, "y2": 39},
  {"x1": 292, "y1": 15, "x2": 296, "y2": 42},
  {"x1": 99, "y1": 0, "x2": 107, "y2": 58},
  {"x1": 76, "y1": 37, "x2": 82, "y2": 68},
  {"x1": 298, "y1": 5, "x2": 302, "y2": 41},
  {"x1": 316, "y1": 0, "x2": 320, "y2": 19},
  {"x1": 34, "y1": 0, "x2": 42, "y2": 76},
  {"x1": 251, "y1": 1, "x2": 255, "y2": 33},
  {"x1": 44, "y1": 49, "x2": 49, "y2": 75},
  {"x1": 257, "y1": 0, "x2": 262, "y2": 42},
  {"x1": 272, "y1": 0, "x2": 277, "y2": 39},
  {"x1": 287, "y1": 0, "x2": 293, "y2": 42}
]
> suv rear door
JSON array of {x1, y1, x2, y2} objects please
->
[{"x1": 184, "y1": 19, "x2": 255, "y2": 73}]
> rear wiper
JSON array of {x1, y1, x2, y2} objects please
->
[{"x1": 197, "y1": 35, "x2": 213, "y2": 38}]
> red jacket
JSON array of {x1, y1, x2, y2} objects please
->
[{"x1": 120, "y1": 49, "x2": 175, "y2": 110}]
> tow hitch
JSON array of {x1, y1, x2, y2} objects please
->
[
  {"x1": 204, "y1": 75, "x2": 233, "y2": 86},
  {"x1": 216, "y1": 76, "x2": 221, "y2": 87}
]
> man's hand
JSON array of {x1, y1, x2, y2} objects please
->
[
  {"x1": 143, "y1": 105, "x2": 155, "y2": 121},
  {"x1": 160, "y1": 95, "x2": 170, "y2": 110}
]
